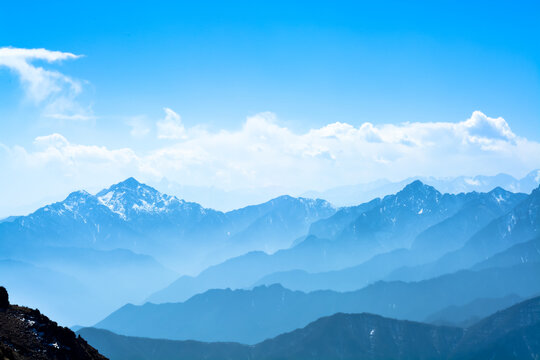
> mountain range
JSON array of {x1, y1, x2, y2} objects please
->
[
  {"x1": 302, "y1": 169, "x2": 540, "y2": 207},
  {"x1": 96, "y1": 257, "x2": 540, "y2": 344},
  {"x1": 147, "y1": 182, "x2": 529, "y2": 303},
  {"x1": 2, "y1": 174, "x2": 539, "y2": 335},
  {"x1": 0, "y1": 178, "x2": 334, "y2": 326},
  {"x1": 79, "y1": 295, "x2": 540, "y2": 360},
  {"x1": 130, "y1": 171, "x2": 540, "y2": 213},
  {"x1": 2, "y1": 283, "x2": 538, "y2": 360},
  {"x1": 386, "y1": 184, "x2": 540, "y2": 282},
  {"x1": 1, "y1": 178, "x2": 334, "y2": 273},
  {"x1": 254, "y1": 186, "x2": 527, "y2": 292}
]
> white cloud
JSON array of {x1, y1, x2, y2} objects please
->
[
  {"x1": 127, "y1": 116, "x2": 151, "y2": 138},
  {"x1": 2, "y1": 111, "x2": 539, "y2": 209},
  {"x1": 461, "y1": 111, "x2": 515, "y2": 141},
  {"x1": 156, "y1": 108, "x2": 186, "y2": 139},
  {"x1": 29, "y1": 133, "x2": 137, "y2": 166},
  {"x1": 0, "y1": 47, "x2": 92, "y2": 120}
]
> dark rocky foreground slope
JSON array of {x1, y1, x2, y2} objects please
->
[
  {"x1": 0, "y1": 287, "x2": 106, "y2": 360},
  {"x1": 80, "y1": 295, "x2": 540, "y2": 360}
]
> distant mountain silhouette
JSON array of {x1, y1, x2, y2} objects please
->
[
  {"x1": 0, "y1": 177, "x2": 334, "y2": 273},
  {"x1": 450, "y1": 295, "x2": 540, "y2": 359},
  {"x1": 0, "y1": 248, "x2": 177, "y2": 326},
  {"x1": 148, "y1": 182, "x2": 525, "y2": 303},
  {"x1": 82, "y1": 314, "x2": 463, "y2": 360},
  {"x1": 80, "y1": 296, "x2": 540, "y2": 360},
  {"x1": 0, "y1": 178, "x2": 334, "y2": 326},
  {"x1": 251, "y1": 312, "x2": 463, "y2": 360},
  {"x1": 471, "y1": 235, "x2": 540, "y2": 270},
  {"x1": 254, "y1": 187, "x2": 526, "y2": 292},
  {"x1": 4, "y1": 176, "x2": 539, "y2": 335},
  {"x1": 0, "y1": 287, "x2": 107, "y2": 360},
  {"x1": 0, "y1": 259, "x2": 95, "y2": 326},
  {"x1": 223, "y1": 195, "x2": 335, "y2": 254},
  {"x1": 387, "y1": 185, "x2": 540, "y2": 282},
  {"x1": 78, "y1": 328, "x2": 249, "y2": 360},
  {"x1": 97, "y1": 262, "x2": 540, "y2": 344},
  {"x1": 315, "y1": 180, "x2": 466, "y2": 251},
  {"x1": 303, "y1": 170, "x2": 540, "y2": 207},
  {"x1": 424, "y1": 294, "x2": 524, "y2": 327}
]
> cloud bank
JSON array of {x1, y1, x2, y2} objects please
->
[{"x1": 2, "y1": 111, "x2": 539, "y2": 204}]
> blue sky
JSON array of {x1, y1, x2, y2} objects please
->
[{"x1": 0, "y1": 1, "x2": 539, "y2": 216}]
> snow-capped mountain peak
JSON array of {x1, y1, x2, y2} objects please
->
[
  {"x1": 96, "y1": 178, "x2": 183, "y2": 220},
  {"x1": 488, "y1": 187, "x2": 513, "y2": 204},
  {"x1": 63, "y1": 190, "x2": 92, "y2": 203},
  {"x1": 386, "y1": 180, "x2": 442, "y2": 213}
]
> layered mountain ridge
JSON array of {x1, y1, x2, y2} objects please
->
[
  {"x1": 0, "y1": 178, "x2": 335, "y2": 326},
  {"x1": 3, "y1": 175, "x2": 539, "y2": 337},
  {"x1": 255, "y1": 186, "x2": 527, "y2": 292},
  {"x1": 148, "y1": 182, "x2": 529, "y2": 303},
  {"x1": 97, "y1": 261, "x2": 540, "y2": 344},
  {"x1": 303, "y1": 169, "x2": 540, "y2": 207},
  {"x1": 80, "y1": 295, "x2": 540, "y2": 360}
]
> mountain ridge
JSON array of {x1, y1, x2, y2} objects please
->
[
  {"x1": 386, "y1": 184, "x2": 540, "y2": 282},
  {"x1": 149, "y1": 182, "x2": 526, "y2": 303},
  {"x1": 255, "y1": 186, "x2": 526, "y2": 292},
  {"x1": 79, "y1": 295, "x2": 540, "y2": 360},
  {"x1": 302, "y1": 170, "x2": 540, "y2": 207},
  {"x1": 99, "y1": 262, "x2": 540, "y2": 344}
]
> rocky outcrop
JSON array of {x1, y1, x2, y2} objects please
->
[
  {"x1": 0, "y1": 287, "x2": 107, "y2": 360},
  {"x1": 0, "y1": 287, "x2": 8, "y2": 309}
]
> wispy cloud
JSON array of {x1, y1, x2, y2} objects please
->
[
  {"x1": 127, "y1": 116, "x2": 151, "y2": 138},
  {"x1": 157, "y1": 108, "x2": 186, "y2": 140},
  {"x1": 0, "y1": 47, "x2": 93, "y2": 120}
]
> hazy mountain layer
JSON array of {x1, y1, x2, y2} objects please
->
[
  {"x1": 0, "y1": 178, "x2": 334, "y2": 326},
  {"x1": 149, "y1": 182, "x2": 526, "y2": 303},
  {"x1": 1, "y1": 246, "x2": 177, "y2": 326},
  {"x1": 97, "y1": 263, "x2": 540, "y2": 344},
  {"x1": 254, "y1": 187, "x2": 526, "y2": 292},
  {"x1": 387, "y1": 185, "x2": 540, "y2": 282},
  {"x1": 303, "y1": 170, "x2": 540, "y2": 207},
  {"x1": 82, "y1": 314, "x2": 463, "y2": 360},
  {"x1": 450, "y1": 295, "x2": 540, "y2": 359},
  {"x1": 0, "y1": 177, "x2": 335, "y2": 274},
  {"x1": 80, "y1": 296, "x2": 540, "y2": 360},
  {"x1": 78, "y1": 328, "x2": 248, "y2": 360},
  {"x1": 424, "y1": 294, "x2": 524, "y2": 327}
]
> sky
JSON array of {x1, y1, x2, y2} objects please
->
[{"x1": 0, "y1": 0, "x2": 539, "y2": 217}]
